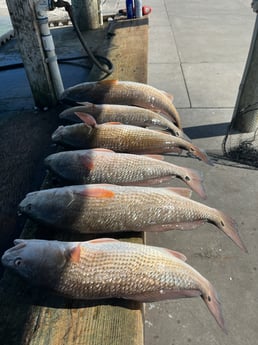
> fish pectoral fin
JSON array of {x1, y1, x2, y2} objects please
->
[
  {"x1": 144, "y1": 154, "x2": 164, "y2": 161},
  {"x1": 75, "y1": 187, "x2": 115, "y2": 198},
  {"x1": 160, "y1": 90, "x2": 174, "y2": 102},
  {"x1": 124, "y1": 289, "x2": 201, "y2": 302},
  {"x1": 91, "y1": 148, "x2": 115, "y2": 153},
  {"x1": 105, "y1": 122, "x2": 122, "y2": 125},
  {"x1": 141, "y1": 220, "x2": 206, "y2": 232},
  {"x1": 165, "y1": 187, "x2": 192, "y2": 199},
  {"x1": 162, "y1": 248, "x2": 187, "y2": 261},
  {"x1": 87, "y1": 238, "x2": 120, "y2": 244},
  {"x1": 74, "y1": 112, "x2": 97, "y2": 127}
]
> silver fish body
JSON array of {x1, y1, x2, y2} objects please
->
[
  {"x1": 1, "y1": 238, "x2": 226, "y2": 331},
  {"x1": 60, "y1": 80, "x2": 182, "y2": 128},
  {"x1": 51, "y1": 123, "x2": 212, "y2": 165},
  {"x1": 44, "y1": 149, "x2": 206, "y2": 198},
  {"x1": 18, "y1": 184, "x2": 246, "y2": 251},
  {"x1": 59, "y1": 103, "x2": 189, "y2": 140}
]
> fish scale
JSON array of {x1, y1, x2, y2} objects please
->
[
  {"x1": 44, "y1": 150, "x2": 206, "y2": 198},
  {"x1": 60, "y1": 80, "x2": 182, "y2": 128},
  {"x1": 51, "y1": 122, "x2": 213, "y2": 166},
  {"x1": 1, "y1": 239, "x2": 226, "y2": 330},
  {"x1": 18, "y1": 184, "x2": 246, "y2": 252},
  {"x1": 56, "y1": 242, "x2": 197, "y2": 299}
]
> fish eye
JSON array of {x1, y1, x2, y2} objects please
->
[
  {"x1": 27, "y1": 204, "x2": 32, "y2": 210},
  {"x1": 14, "y1": 258, "x2": 22, "y2": 266},
  {"x1": 190, "y1": 147, "x2": 195, "y2": 152},
  {"x1": 185, "y1": 175, "x2": 190, "y2": 181}
]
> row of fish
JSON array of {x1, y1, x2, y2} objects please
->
[{"x1": 2, "y1": 80, "x2": 246, "y2": 333}]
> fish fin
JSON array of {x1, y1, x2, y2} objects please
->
[
  {"x1": 161, "y1": 90, "x2": 174, "y2": 102},
  {"x1": 80, "y1": 154, "x2": 94, "y2": 170},
  {"x1": 74, "y1": 112, "x2": 97, "y2": 127},
  {"x1": 141, "y1": 220, "x2": 206, "y2": 232},
  {"x1": 91, "y1": 148, "x2": 115, "y2": 153},
  {"x1": 202, "y1": 282, "x2": 227, "y2": 333},
  {"x1": 162, "y1": 248, "x2": 187, "y2": 261},
  {"x1": 105, "y1": 122, "x2": 122, "y2": 125},
  {"x1": 76, "y1": 187, "x2": 115, "y2": 198},
  {"x1": 125, "y1": 289, "x2": 201, "y2": 302},
  {"x1": 87, "y1": 238, "x2": 120, "y2": 244},
  {"x1": 97, "y1": 79, "x2": 118, "y2": 86},
  {"x1": 165, "y1": 187, "x2": 192, "y2": 199},
  {"x1": 144, "y1": 154, "x2": 164, "y2": 161},
  {"x1": 214, "y1": 210, "x2": 247, "y2": 253},
  {"x1": 188, "y1": 145, "x2": 214, "y2": 166},
  {"x1": 69, "y1": 245, "x2": 81, "y2": 263},
  {"x1": 181, "y1": 168, "x2": 207, "y2": 200},
  {"x1": 13, "y1": 240, "x2": 26, "y2": 249},
  {"x1": 123, "y1": 176, "x2": 173, "y2": 186}
]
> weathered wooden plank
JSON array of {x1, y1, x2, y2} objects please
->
[
  {"x1": 0, "y1": 16, "x2": 148, "y2": 345},
  {"x1": 89, "y1": 17, "x2": 149, "y2": 82},
  {"x1": 6, "y1": 0, "x2": 57, "y2": 108}
]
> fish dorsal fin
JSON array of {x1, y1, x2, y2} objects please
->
[
  {"x1": 161, "y1": 90, "x2": 174, "y2": 102},
  {"x1": 87, "y1": 238, "x2": 120, "y2": 244},
  {"x1": 165, "y1": 187, "x2": 192, "y2": 199},
  {"x1": 76, "y1": 187, "x2": 115, "y2": 198},
  {"x1": 97, "y1": 79, "x2": 118, "y2": 86},
  {"x1": 163, "y1": 248, "x2": 187, "y2": 262},
  {"x1": 69, "y1": 245, "x2": 81, "y2": 263},
  {"x1": 144, "y1": 154, "x2": 164, "y2": 161},
  {"x1": 74, "y1": 112, "x2": 97, "y2": 126},
  {"x1": 91, "y1": 148, "x2": 115, "y2": 153}
]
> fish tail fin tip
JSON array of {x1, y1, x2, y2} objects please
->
[
  {"x1": 182, "y1": 168, "x2": 207, "y2": 199},
  {"x1": 202, "y1": 283, "x2": 227, "y2": 333},
  {"x1": 216, "y1": 211, "x2": 248, "y2": 253}
]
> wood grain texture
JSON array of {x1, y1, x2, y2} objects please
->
[
  {"x1": 89, "y1": 17, "x2": 149, "y2": 83},
  {"x1": 0, "y1": 15, "x2": 148, "y2": 344}
]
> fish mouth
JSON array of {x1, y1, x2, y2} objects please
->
[{"x1": 51, "y1": 126, "x2": 64, "y2": 143}]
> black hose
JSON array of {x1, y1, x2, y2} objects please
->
[
  {"x1": 0, "y1": 1, "x2": 114, "y2": 79},
  {"x1": 0, "y1": 55, "x2": 113, "y2": 72},
  {"x1": 54, "y1": 0, "x2": 113, "y2": 78}
]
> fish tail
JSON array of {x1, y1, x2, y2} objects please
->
[
  {"x1": 202, "y1": 281, "x2": 227, "y2": 333},
  {"x1": 188, "y1": 144, "x2": 214, "y2": 166},
  {"x1": 181, "y1": 168, "x2": 207, "y2": 199},
  {"x1": 213, "y1": 210, "x2": 247, "y2": 252}
]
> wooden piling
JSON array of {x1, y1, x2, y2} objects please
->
[
  {"x1": 71, "y1": 0, "x2": 101, "y2": 31},
  {"x1": 6, "y1": 0, "x2": 57, "y2": 108}
]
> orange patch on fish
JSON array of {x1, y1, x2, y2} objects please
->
[
  {"x1": 70, "y1": 245, "x2": 81, "y2": 263},
  {"x1": 98, "y1": 79, "x2": 118, "y2": 86},
  {"x1": 77, "y1": 187, "x2": 115, "y2": 198}
]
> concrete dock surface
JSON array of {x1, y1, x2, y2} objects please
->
[{"x1": 0, "y1": 1, "x2": 257, "y2": 345}]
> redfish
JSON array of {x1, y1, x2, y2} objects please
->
[
  {"x1": 1, "y1": 238, "x2": 226, "y2": 331},
  {"x1": 51, "y1": 115, "x2": 212, "y2": 165},
  {"x1": 60, "y1": 80, "x2": 182, "y2": 128},
  {"x1": 59, "y1": 103, "x2": 189, "y2": 140},
  {"x1": 44, "y1": 149, "x2": 206, "y2": 199},
  {"x1": 18, "y1": 184, "x2": 246, "y2": 252}
]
